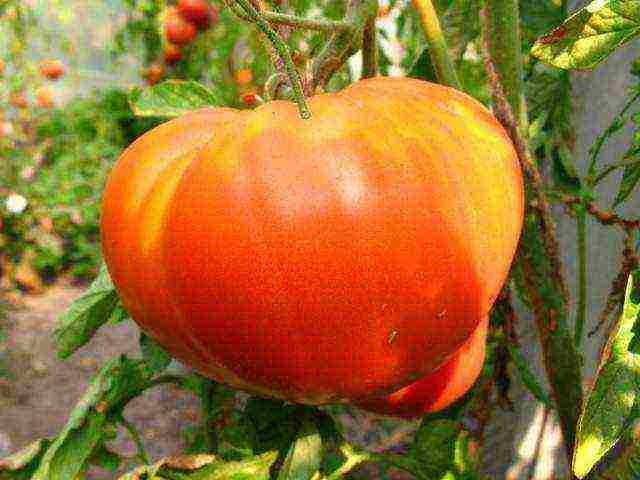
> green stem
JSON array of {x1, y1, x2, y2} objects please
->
[
  {"x1": 587, "y1": 89, "x2": 640, "y2": 183},
  {"x1": 411, "y1": 0, "x2": 460, "y2": 89},
  {"x1": 481, "y1": 0, "x2": 527, "y2": 131},
  {"x1": 480, "y1": 0, "x2": 583, "y2": 462},
  {"x1": 575, "y1": 205, "x2": 588, "y2": 346},
  {"x1": 361, "y1": 10, "x2": 378, "y2": 79},
  {"x1": 310, "y1": 0, "x2": 376, "y2": 89},
  {"x1": 593, "y1": 158, "x2": 640, "y2": 185},
  {"x1": 116, "y1": 413, "x2": 150, "y2": 465},
  {"x1": 263, "y1": 11, "x2": 352, "y2": 32},
  {"x1": 232, "y1": 0, "x2": 311, "y2": 119}
]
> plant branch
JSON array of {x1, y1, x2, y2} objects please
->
[
  {"x1": 230, "y1": 0, "x2": 311, "y2": 118},
  {"x1": 115, "y1": 412, "x2": 150, "y2": 465},
  {"x1": 559, "y1": 195, "x2": 640, "y2": 231},
  {"x1": 480, "y1": 0, "x2": 527, "y2": 129},
  {"x1": 587, "y1": 89, "x2": 640, "y2": 182},
  {"x1": 361, "y1": 10, "x2": 378, "y2": 79},
  {"x1": 480, "y1": 3, "x2": 583, "y2": 461},
  {"x1": 588, "y1": 232, "x2": 640, "y2": 338},
  {"x1": 593, "y1": 158, "x2": 640, "y2": 185},
  {"x1": 411, "y1": 0, "x2": 460, "y2": 89},
  {"x1": 311, "y1": 0, "x2": 376, "y2": 90},
  {"x1": 576, "y1": 206, "x2": 588, "y2": 346},
  {"x1": 264, "y1": 11, "x2": 352, "y2": 32}
]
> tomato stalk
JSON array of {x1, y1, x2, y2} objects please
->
[
  {"x1": 480, "y1": 0, "x2": 583, "y2": 461},
  {"x1": 231, "y1": 0, "x2": 311, "y2": 119},
  {"x1": 361, "y1": 10, "x2": 378, "y2": 79},
  {"x1": 310, "y1": 0, "x2": 378, "y2": 89},
  {"x1": 411, "y1": 0, "x2": 460, "y2": 89}
]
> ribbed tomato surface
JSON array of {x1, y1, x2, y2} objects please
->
[{"x1": 101, "y1": 77, "x2": 523, "y2": 404}]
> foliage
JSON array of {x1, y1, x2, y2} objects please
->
[{"x1": 1, "y1": 0, "x2": 640, "y2": 478}]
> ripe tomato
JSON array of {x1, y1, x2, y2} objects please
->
[
  {"x1": 39, "y1": 59, "x2": 65, "y2": 80},
  {"x1": 35, "y1": 86, "x2": 55, "y2": 108},
  {"x1": 101, "y1": 77, "x2": 523, "y2": 404},
  {"x1": 234, "y1": 68, "x2": 253, "y2": 86},
  {"x1": 177, "y1": 0, "x2": 217, "y2": 30},
  {"x1": 356, "y1": 316, "x2": 489, "y2": 417},
  {"x1": 164, "y1": 43, "x2": 183, "y2": 65},
  {"x1": 143, "y1": 63, "x2": 165, "y2": 85},
  {"x1": 9, "y1": 92, "x2": 27, "y2": 109},
  {"x1": 164, "y1": 7, "x2": 197, "y2": 46},
  {"x1": 0, "y1": 59, "x2": 5, "y2": 74}
]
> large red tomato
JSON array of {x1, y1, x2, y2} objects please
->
[
  {"x1": 101, "y1": 77, "x2": 523, "y2": 404},
  {"x1": 356, "y1": 316, "x2": 489, "y2": 418}
]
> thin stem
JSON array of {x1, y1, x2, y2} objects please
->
[
  {"x1": 311, "y1": 0, "x2": 376, "y2": 89},
  {"x1": 587, "y1": 89, "x2": 640, "y2": 182},
  {"x1": 324, "y1": 443, "x2": 373, "y2": 479},
  {"x1": 263, "y1": 11, "x2": 352, "y2": 32},
  {"x1": 410, "y1": 0, "x2": 460, "y2": 89},
  {"x1": 481, "y1": 0, "x2": 527, "y2": 130},
  {"x1": 481, "y1": 1, "x2": 583, "y2": 462},
  {"x1": 116, "y1": 413, "x2": 150, "y2": 465},
  {"x1": 361, "y1": 11, "x2": 378, "y2": 79},
  {"x1": 575, "y1": 206, "x2": 588, "y2": 346},
  {"x1": 593, "y1": 158, "x2": 640, "y2": 185},
  {"x1": 232, "y1": 0, "x2": 311, "y2": 119}
]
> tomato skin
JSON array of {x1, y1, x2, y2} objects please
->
[
  {"x1": 39, "y1": 59, "x2": 65, "y2": 80},
  {"x1": 164, "y1": 9, "x2": 197, "y2": 46},
  {"x1": 164, "y1": 44, "x2": 183, "y2": 65},
  {"x1": 144, "y1": 63, "x2": 165, "y2": 85},
  {"x1": 356, "y1": 316, "x2": 488, "y2": 418},
  {"x1": 35, "y1": 86, "x2": 55, "y2": 108},
  {"x1": 101, "y1": 77, "x2": 523, "y2": 405},
  {"x1": 177, "y1": 0, "x2": 216, "y2": 30}
]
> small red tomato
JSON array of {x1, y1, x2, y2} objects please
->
[
  {"x1": 164, "y1": 8, "x2": 197, "y2": 46},
  {"x1": 35, "y1": 86, "x2": 55, "y2": 108},
  {"x1": 164, "y1": 43, "x2": 183, "y2": 65},
  {"x1": 143, "y1": 62, "x2": 165, "y2": 85},
  {"x1": 177, "y1": 0, "x2": 217, "y2": 30},
  {"x1": 234, "y1": 68, "x2": 253, "y2": 86},
  {"x1": 39, "y1": 59, "x2": 65, "y2": 80}
]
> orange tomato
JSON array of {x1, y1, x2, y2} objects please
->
[
  {"x1": 39, "y1": 59, "x2": 65, "y2": 80},
  {"x1": 357, "y1": 316, "x2": 489, "y2": 417},
  {"x1": 101, "y1": 77, "x2": 523, "y2": 404}
]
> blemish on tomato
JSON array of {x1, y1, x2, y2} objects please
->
[{"x1": 388, "y1": 330, "x2": 398, "y2": 344}]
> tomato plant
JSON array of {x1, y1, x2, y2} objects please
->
[{"x1": 3, "y1": 0, "x2": 640, "y2": 479}]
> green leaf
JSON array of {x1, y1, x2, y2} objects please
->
[
  {"x1": 614, "y1": 161, "x2": 640, "y2": 207},
  {"x1": 139, "y1": 332, "x2": 172, "y2": 373},
  {"x1": 507, "y1": 344, "x2": 553, "y2": 407},
  {"x1": 573, "y1": 270, "x2": 640, "y2": 479},
  {"x1": 129, "y1": 80, "x2": 223, "y2": 118},
  {"x1": 531, "y1": 0, "x2": 640, "y2": 70},
  {"x1": 88, "y1": 445, "x2": 121, "y2": 472},
  {"x1": 54, "y1": 263, "x2": 121, "y2": 359},
  {"x1": 0, "y1": 440, "x2": 50, "y2": 480},
  {"x1": 386, "y1": 418, "x2": 480, "y2": 480},
  {"x1": 32, "y1": 355, "x2": 154, "y2": 480},
  {"x1": 409, "y1": 47, "x2": 438, "y2": 83},
  {"x1": 552, "y1": 143, "x2": 582, "y2": 194},
  {"x1": 167, "y1": 451, "x2": 279, "y2": 480},
  {"x1": 277, "y1": 419, "x2": 322, "y2": 480}
]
